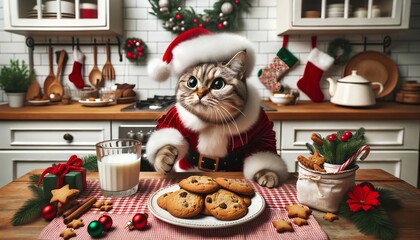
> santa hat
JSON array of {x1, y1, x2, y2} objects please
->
[{"x1": 148, "y1": 28, "x2": 256, "y2": 82}]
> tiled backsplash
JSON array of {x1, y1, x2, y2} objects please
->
[{"x1": 0, "y1": 0, "x2": 419, "y2": 102}]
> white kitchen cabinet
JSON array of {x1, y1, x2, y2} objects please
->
[
  {"x1": 277, "y1": 0, "x2": 411, "y2": 35},
  {"x1": 279, "y1": 120, "x2": 420, "y2": 187},
  {"x1": 0, "y1": 121, "x2": 111, "y2": 187},
  {"x1": 3, "y1": 0, "x2": 122, "y2": 35}
]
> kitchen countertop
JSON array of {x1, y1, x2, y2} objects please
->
[
  {"x1": 0, "y1": 101, "x2": 419, "y2": 121},
  {"x1": 0, "y1": 169, "x2": 419, "y2": 239}
]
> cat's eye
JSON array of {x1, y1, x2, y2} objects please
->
[
  {"x1": 211, "y1": 78, "x2": 225, "y2": 90},
  {"x1": 187, "y1": 77, "x2": 198, "y2": 89}
]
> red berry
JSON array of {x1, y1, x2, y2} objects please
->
[
  {"x1": 327, "y1": 133, "x2": 337, "y2": 142},
  {"x1": 339, "y1": 134, "x2": 349, "y2": 142},
  {"x1": 344, "y1": 131, "x2": 353, "y2": 139}
]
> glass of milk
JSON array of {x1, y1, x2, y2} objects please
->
[{"x1": 95, "y1": 139, "x2": 142, "y2": 197}]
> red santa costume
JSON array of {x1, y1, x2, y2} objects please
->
[{"x1": 146, "y1": 28, "x2": 288, "y2": 182}]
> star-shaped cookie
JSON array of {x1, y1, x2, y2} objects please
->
[
  {"x1": 50, "y1": 184, "x2": 80, "y2": 204},
  {"x1": 272, "y1": 219, "x2": 294, "y2": 233},
  {"x1": 66, "y1": 218, "x2": 84, "y2": 229},
  {"x1": 285, "y1": 204, "x2": 312, "y2": 219},
  {"x1": 323, "y1": 212, "x2": 339, "y2": 222},
  {"x1": 60, "y1": 228, "x2": 76, "y2": 240}
]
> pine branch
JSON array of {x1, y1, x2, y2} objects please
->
[
  {"x1": 83, "y1": 155, "x2": 98, "y2": 172},
  {"x1": 29, "y1": 174, "x2": 40, "y2": 184},
  {"x1": 377, "y1": 187, "x2": 402, "y2": 210},
  {"x1": 11, "y1": 185, "x2": 48, "y2": 226}
]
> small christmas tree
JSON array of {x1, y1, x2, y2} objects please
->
[{"x1": 313, "y1": 128, "x2": 367, "y2": 169}]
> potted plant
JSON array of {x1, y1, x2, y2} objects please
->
[
  {"x1": 313, "y1": 127, "x2": 367, "y2": 172},
  {"x1": 0, "y1": 59, "x2": 34, "y2": 108}
]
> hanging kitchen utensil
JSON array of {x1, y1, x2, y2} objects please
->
[
  {"x1": 47, "y1": 50, "x2": 66, "y2": 100},
  {"x1": 89, "y1": 43, "x2": 102, "y2": 88},
  {"x1": 26, "y1": 76, "x2": 41, "y2": 101},
  {"x1": 102, "y1": 42, "x2": 115, "y2": 80},
  {"x1": 43, "y1": 45, "x2": 55, "y2": 99}
]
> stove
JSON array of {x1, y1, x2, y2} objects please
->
[{"x1": 121, "y1": 95, "x2": 176, "y2": 112}]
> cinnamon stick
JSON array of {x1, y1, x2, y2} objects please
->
[
  {"x1": 63, "y1": 197, "x2": 97, "y2": 224},
  {"x1": 62, "y1": 201, "x2": 81, "y2": 218}
]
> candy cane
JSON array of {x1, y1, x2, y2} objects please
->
[{"x1": 335, "y1": 145, "x2": 370, "y2": 173}]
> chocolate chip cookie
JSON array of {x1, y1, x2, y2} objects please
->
[
  {"x1": 215, "y1": 177, "x2": 255, "y2": 196},
  {"x1": 205, "y1": 189, "x2": 248, "y2": 220},
  {"x1": 166, "y1": 189, "x2": 204, "y2": 218},
  {"x1": 179, "y1": 175, "x2": 220, "y2": 194},
  {"x1": 157, "y1": 191, "x2": 172, "y2": 210}
]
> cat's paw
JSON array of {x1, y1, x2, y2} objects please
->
[
  {"x1": 154, "y1": 145, "x2": 178, "y2": 174},
  {"x1": 254, "y1": 170, "x2": 280, "y2": 188}
]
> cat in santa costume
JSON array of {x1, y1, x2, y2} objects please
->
[{"x1": 146, "y1": 28, "x2": 288, "y2": 188}]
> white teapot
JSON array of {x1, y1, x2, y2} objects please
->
[{"x1": 327, "y1": 70, "x2": 384, "y2": 107}]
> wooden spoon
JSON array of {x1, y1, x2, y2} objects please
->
[
  {"x1": 89, "y1": 44, "x2": 102, "y2": 88},
  {"x1": 43, "y1": 46, "x2": 55, "y2": 99},
  {"x1": 26, "y1": 76, "x2": 40, "y2": 101},
  {"x1": 47, "y1": 50, "x2": 65, "y2": 98}
]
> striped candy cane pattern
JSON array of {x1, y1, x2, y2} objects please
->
[{"x1": 335, "y1": 145, "x2": 370, "y2": 173}]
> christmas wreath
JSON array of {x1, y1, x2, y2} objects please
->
[
  {"x1": 124, "y1": 38, "x2": 148, "y2": 63},
  {"x1": 327, "y1": 38, "x2": 352, "y2": 65},
  {"x1": 149, "y1": 0, "x2": 251, "y2": 33},
  {"x1": 339, "y1": 182, "x2": 401, "y2": 240}
]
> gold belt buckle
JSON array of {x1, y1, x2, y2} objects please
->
[{"x1": 198, "y1": 154, "x2": 220, "y2": 172}]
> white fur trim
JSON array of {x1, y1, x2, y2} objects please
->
[
  {"x1": 145, "y1": 128, "x2": 189, "y2": 165},
  {"x1": 170, "y1": 33, "x2": 255, "y2": 78},
  {"x1": 307, "y1": 48, "x2": 334, "y2": 71},
  {"x1": 147, "y1": 58, "x2": 171, "y2": 82},
  {"x1": 243, "y1": 151, "x2": 288, "y2": 182}
]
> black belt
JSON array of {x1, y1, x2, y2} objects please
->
[{"x1": 186, "y1": 148, "x2": 245, "y2": 171}]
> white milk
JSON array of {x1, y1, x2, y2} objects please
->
[{"x1": 98, "y1": 153, "x2": 141, "y2": 192}]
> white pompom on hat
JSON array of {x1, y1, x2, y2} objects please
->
[{"x1": 147, "y1": 28, "x2": 256, "y2": 81}]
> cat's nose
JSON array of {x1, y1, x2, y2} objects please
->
[{"x1": 197, "y1": 87, "x2": 209, "y2": 99}]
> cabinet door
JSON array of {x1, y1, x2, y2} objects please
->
[
  {"x1": 0, "y1": 121, "x2": 111, "y2": 150},
  {"x1": 0, "y1": 150, "x2": 95, "y2": 188},
  {"x1": 281, "y1": 120, "x2": 419, "y2": 150},
  {"x1": 281, "y1": 150, "x2": 418, "y2": 187},
  {"x1": 294, "y1": 0, "x2": 404, "y2": 27}
]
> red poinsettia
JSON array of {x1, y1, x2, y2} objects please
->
[{"x1": 346, "y1": 184, "x2": 380, "y2": 212}]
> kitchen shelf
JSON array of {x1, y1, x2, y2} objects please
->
[
  {"x1": 277, "y1": 0, "x2": 411, "y2": 35},
  {"x1": 3, "y1": 0, "x2": 122, "y2": 36}
]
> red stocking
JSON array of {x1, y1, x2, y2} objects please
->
[
  {"x1": 68, "y1": 49, "x2": 85, "y2": 89},
  {"x1": 297, "y1": 48, "x2": 334, "y2": 102}
]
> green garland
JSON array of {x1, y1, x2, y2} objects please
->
[
  {"x1": 11, "y1": 155, "x2": 98, "y2": 225},
  {"x1": 149, "y1": 0, "x2": 251, "y2": 33},
  {"x1": 339, "y1": 186, "x2": 401, "y2": 240}
]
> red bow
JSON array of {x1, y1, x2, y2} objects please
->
[{"x1": 37, "y1": 155, "x2": 87, "y2": 190}]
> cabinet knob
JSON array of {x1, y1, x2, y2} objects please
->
[{"x1": 63, "y1": 133, "x2": 74, "y2": 143}]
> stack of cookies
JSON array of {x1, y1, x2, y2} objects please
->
[{"x1": 157, "y1": 176, "x2": 255, "y2": 221}]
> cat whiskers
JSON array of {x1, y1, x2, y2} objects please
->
[{"x1": 216, "y1": 104, "x2": 245, "y2": 148}]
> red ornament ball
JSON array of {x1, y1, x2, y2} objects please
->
[
  {"x1": 193, "y1": 18, "x2": 198, "y2": 23},
  {"x1": 132, "y1": 213, "x2": 148, "y2": 230},
  {"x1": 217, "y1": 23, "x2": 224, "y2": 29},
  {"x1": 198, "y1": 23, "x2": 204, "y2": 27},
  {"x1": 98, "y1": 215, "x2": 113, "y2": 231},
  {"x1": 175, "y1": 13, "x2": 183, "y2": 21},
  {"x1": 41, "y1": 204, "x2": 56, "y2": 221}
]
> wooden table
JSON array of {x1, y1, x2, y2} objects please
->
[{"x1": 0, "y1": 169, "x2": 419, "y2": 239}]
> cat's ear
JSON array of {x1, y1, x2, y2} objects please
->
[{"x1": 225, "y1": 50, "x2": 247, "y2": 78}]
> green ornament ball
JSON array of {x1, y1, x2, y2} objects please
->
[{"x1": 88, "y1": 220, "x2": 103, "y2": 237}]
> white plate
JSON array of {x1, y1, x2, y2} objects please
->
[
  {"x1": 28, "y1": 99, "x2": 50, "y2": 106},
  {"x1": 147, "y1": 184, "x2": 265, "y2": 229},
  {"x1": 79, "y1": 99, "x2": 112, "y2": 107}
]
